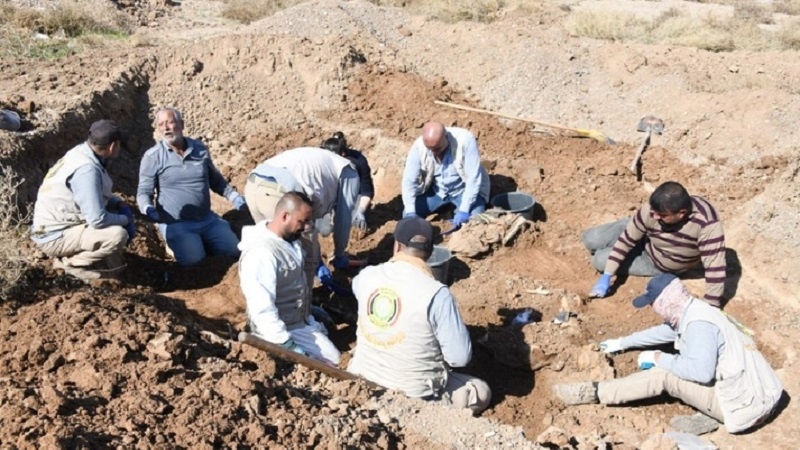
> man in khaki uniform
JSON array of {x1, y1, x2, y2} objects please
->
[
  {"x1": 348, "y1": 216, "x2": 491, "y2": 415},
  {"x1": 31, "y1": 120, "x2": 135, "y2": 280}
]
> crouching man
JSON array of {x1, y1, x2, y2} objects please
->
[
  {"x1": 553, "y1": 274, "x2": 783, "y2": 435},
  {"x1": 31, "y1": 120, "x2": 134, "y2": 281},
  {"x1": 348, "y1": 216, "x2": 491, "y2": 415},
  {"x1": 238, "y1": 191, "x2": 340, "y2": 366}
]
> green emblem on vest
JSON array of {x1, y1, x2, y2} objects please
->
[{"x1": 367, "y1": 287, "x2": 401, "y2": 328}]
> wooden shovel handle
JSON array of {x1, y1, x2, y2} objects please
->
[{"x1": 434, "y1": 100, "x2": 579, "y2": 133}]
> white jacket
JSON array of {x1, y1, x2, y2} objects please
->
[{"x1": 238, "y1": 221, "x2": 309, "y2": 344}]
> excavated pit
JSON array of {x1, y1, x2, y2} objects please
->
[{"x1": 1, "y1": 1, "x2": 798, "y2": 448}]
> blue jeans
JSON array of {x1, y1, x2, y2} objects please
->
[
  {"x1": 414, "y1": 189, "x2": 486, "y2": 218},
  {"x1": 158, "y1": 212, "x2": 240, "y2": 267}
]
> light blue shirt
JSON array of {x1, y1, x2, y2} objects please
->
[
  {"x1": 621, "y1": 321, "x2": 723, "y2": 384},
  {"x1": 401, "y1": 127, "x2": 488, "y2": 216},
  {"x1": 137, "y1": 137, "x2": 243, "y2": 223},
  {"x1": 428, "y1": 288, "x2": 472, "y2": 368}
]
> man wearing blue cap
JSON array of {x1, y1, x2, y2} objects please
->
[
  {"x1": 348, "y1": 216, "x2": 492, "y2": 415},
  {"x1": 552, "y1": 273, "x2": 783, "y2": 435}
]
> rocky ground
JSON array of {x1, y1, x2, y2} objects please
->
[{"x1": 1, "y1": 0, "x2": 799, "y2": 448}]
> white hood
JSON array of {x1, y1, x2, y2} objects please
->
[{"x1": 238, "y1": 220, "x2": 273, "y2": 252}]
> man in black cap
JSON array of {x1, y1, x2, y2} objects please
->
[
  {"x1": 347, "y1": 216, "x2": 492, "y2": 415},
  {"x1": 31, "y1": 120, "x2": 136, "y2": 281},
  {"x1": 552, "y1": 273, "x2": 783, "y2": 435}
]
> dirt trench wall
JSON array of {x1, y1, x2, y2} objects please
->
[{"x1": 1, "y1": 56, "x2": 157, "y2": 205}]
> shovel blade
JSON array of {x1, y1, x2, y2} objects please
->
[{"x1": 636, "y1": 115, "x2": 664, "y2": 134}]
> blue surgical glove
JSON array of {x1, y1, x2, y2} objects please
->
[
  {"x1": 316, "y1": 261, "x2": 332, "y2": 284},
  {"x1": 331, "y1": 255, "x2": 350, "y2": 269},
  {"x1": 118, "y1": 204, "x2": 136, "y2": 245},
  {"x1": 638, "y1": 350, "x2": 657, "y2": 370},
  {"x1": 281, "y1": 339, "x2": 307, "y2": 356},
  {"x1": 118, "y1": 204, "x2": 132, "y2": 217},
  {"x1": 232, "y1": 195, "x2": 247, "y2": 211},
  {"x1": 403, "y1": 211, "x2": 418, "y2": 219},
  {"x1": 589, "y1": 273, "x2": 612, "y2": 298},
  {"x1": 452, "y1": 211, "x2": 470, "y2": 228},
  {"x1": 145, "y1": 205, "x2": 160, "y2": 222},
  {"x1": 125, "y1": 218, "x2": 136, "y2": 245}
]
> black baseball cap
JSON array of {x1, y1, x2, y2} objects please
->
[
  {"x1": 88, "y1": 120, "x2": 124, "y2": 146},
  {"x1": 394, "y1": 216, "x2": 433, "y2": 253},
  {"x1": 632, "y1": 273, "x2": 678, "y2": 308}
]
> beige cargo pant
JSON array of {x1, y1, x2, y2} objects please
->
[
  {"x1": 441, "y1": 371, "x2": 492, "y2": 416},
  {"x1": 244, "y1": 175, "x2": 320, "y2": 292},
  {"x1": 38, "y1": 224, "x2": 127, "y2": 275},
  {"x1": 597, "y1": 367, "x2": 724, "y2": 421}
]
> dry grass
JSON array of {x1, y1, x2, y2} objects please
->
[
  {"x1": 565, "y1": 7, "x2": 800, "y2": 52},
  {"x1": 0, "y1": 166, "x2": 31, "y2": 298},
  {"x1": 368, "y1": 0, "x2": 506, "y2": 23},
  {"x1": 0, "y1": 2, "x2": 131, "y2": 59},
  {"x1": 773, "y1": 0, "x2": 800, "y2": 15},
  {"x1": 221, "y1": 0, "x2": 307, "y2": 24}
]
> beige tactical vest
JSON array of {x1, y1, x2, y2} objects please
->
[
  {"x1": 677, "y1": 300, "x2": 783, "y2": 432},
  {"x1": 31, "y1": 143, "x2": 113, "y2": 239},
  {"x1": 348, "y1": 261, "x2": 448, "y2": 397}
]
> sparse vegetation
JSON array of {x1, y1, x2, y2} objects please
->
[
  {"x1": 368, "y1": 0, "x2": 506, "y2": 23},
  {"x1": 0, "y1": 2, "x2": 132, "y2": 59},
  {"x1": 565, "y1": 6, "x2": 800, "y2": 52},
  {"x1": 0, "y1": 165, "x2": 31, "y2": 298},
  {"x1": 221, "y1": 0, "x2": 307, "y2": 24},
  {"x1": 774, "y1": 0, "x2": 800, "y2": 15}
]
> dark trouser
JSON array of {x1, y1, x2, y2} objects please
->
[{"x1": 581, "y1": 218, "x2": 660, "y2": 277}]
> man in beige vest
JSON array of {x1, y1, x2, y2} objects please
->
[
  {"x1": 348, "y1": 216, "x2": 491, "y2": 415},
  {"x1": 553, "y1": 274, "x2": 783, "y2": 435},
  {"x1": 31, "y1": 120, "x2": 135, "y2": 281},
  {"x1": 401, "y1": 122, "x2": 490, "y2": 231}
]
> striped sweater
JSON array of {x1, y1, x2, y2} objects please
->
[{"x1": 605, "y1": 196, "x2": 726, "y2": 304}]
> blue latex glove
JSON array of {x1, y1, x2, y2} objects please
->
[
  {"x1": 232, "y1": 195, "x2": 247, "y2": 211},
  {"x1": 589, "y1": 273, "x2": 612, "y2": 298},
  {"x1": 145, "y1": 205, "x2": 160, "y2": 222},
  {"x1": 119, "y1": 204, "x2": 136, "y2": 245},
  {"x1": 281, "y1": 339, "x2": 307, "y2": 356},
  {"x1": 638, "y1": 350, "x2": 656, "y2": 370},
  {"x1": 331, "y1": 255, "x2": 350, "y2": 269},
  {"x1": 402, "y1": 211, "x2": 418, "y2": 219},
  {"x1": 452, "y1": 211, "x2": 470, "y2": 228},
  {"x1": 118, "y1": 204, "x2": 132, "y2": 217},
  {"x1": 316, "y1": 261, "x2": 333, "y2": 284}
]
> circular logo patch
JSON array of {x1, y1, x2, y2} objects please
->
[{"x1": 366, "y1": 287, "x2": 401, "y2": 328}]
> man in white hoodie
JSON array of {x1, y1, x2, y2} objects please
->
[{"x1": 238, "y1": 191, "x2": 341, "y2": 366}]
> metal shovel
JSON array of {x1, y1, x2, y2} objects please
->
[{"x1": 630, "y1": 115, "x2": 664, "y2": 181}]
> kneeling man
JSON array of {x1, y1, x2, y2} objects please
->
[
  {"x1": 348, "y1": 216, "x2": 491, "y2": 415},
  {"x1": 238, "y1": 191, "x2": 341, "y2": 366}
]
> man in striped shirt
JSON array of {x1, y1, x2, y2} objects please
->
[{"x1": 582, "y1": 181, "x2": 727, "y2": 307}]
